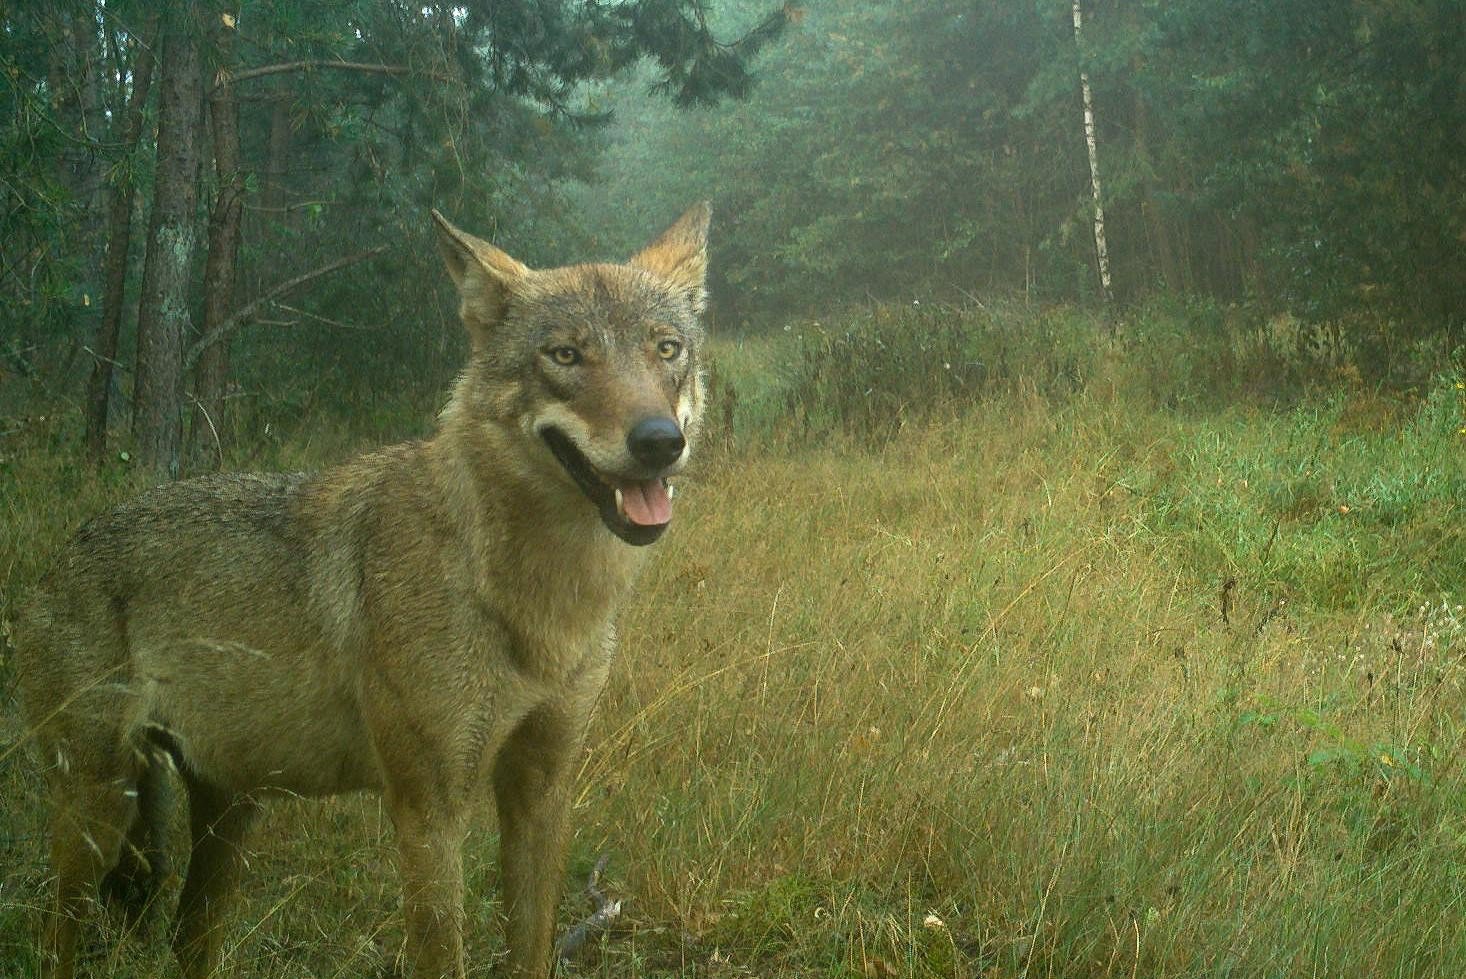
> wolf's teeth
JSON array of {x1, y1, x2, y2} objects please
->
[
  {"x1": 614, "y1": 487, "x2": 624, "y2": 515},
  {"x1": 667, "y1": 484, "x2": 677, "y2": 500}
]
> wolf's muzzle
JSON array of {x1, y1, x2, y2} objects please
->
[
  {"x1": 626, "y1": 417, "x2": 685, "y2": 469},
  {"x1": 539, "y1": 425, "x2": 679, "y2": 547}
]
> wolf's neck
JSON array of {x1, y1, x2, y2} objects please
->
[{"x1": 425, "y1": 422, "x2": 647, "y2": 632}]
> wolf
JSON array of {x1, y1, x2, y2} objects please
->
[{"x1": 13, "y1": 202, "x2": 711, "y2": 979}]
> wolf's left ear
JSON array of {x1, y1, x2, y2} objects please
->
[
  {"x1": 630, "y1": 202, "x2": 711, "y2": 312},
  {"x1": 431, "y1": 209, "x2": 529, "y2": 334}
]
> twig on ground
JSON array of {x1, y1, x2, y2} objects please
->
[
  {"x1": 1253, "y1": 597, "x2": 1287, "y2": 637},
  {"x1": 555, "y1": 853, "x2": 621, "y2": 966}
]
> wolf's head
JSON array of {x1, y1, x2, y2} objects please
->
[{"x1": 432, "y1": 204, "x2": 710, "y2": 547}]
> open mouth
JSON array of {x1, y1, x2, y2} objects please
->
[{"x1": 540, "y1": 427, "x2": 674, "y2": 546}]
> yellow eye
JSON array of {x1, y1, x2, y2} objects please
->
[
  {"x1": 549, "y1": 346, "x2": 581, "y2": 366},
  {"x1": 657, "y1": 338, "x2": 682, "y2": 361}
]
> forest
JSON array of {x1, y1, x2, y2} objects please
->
[{"x1": 2, "y1": 1, "x2": 1464, "y2": 977}]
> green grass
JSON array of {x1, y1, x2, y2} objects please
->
[{"x1": 2, "y1": 304, "x2": 1463, "y2": 977}]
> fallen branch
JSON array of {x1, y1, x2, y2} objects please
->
[
  {"x1": 555, "y1": 854, "x2": 621, "y2": 966},
  {"x1": 182, "y1": 246, "x2": 385, "y2": 371}
]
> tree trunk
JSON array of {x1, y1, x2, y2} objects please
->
[
  {"x1": 133, "y1": 7, "x2": 204, "y2": 479},
  {"x1": 1072, "y1": 0, "x2": 1112, "y2": 305},
  {"x1": 188, "y1": 6, "x2": 244, "y2": 472},
  {"x1": 46, "y1": 10, "x2": 97, "y2": 208},
  {"x1": 45, "y1": 7, "x2": 107, "y2": 378},
  {"x1": 260, "y1": 93, "x2": 294, "y2": 247},
  {"x1": 1131, "y1": 73, "x2": 1181, "y2": 295},
  {"x1": 86, "y1": 16, "x2": 158, "y2": 463},
  {"x1": 264, "y1": 97, "x2": 291, "y2": 214},
  {"x1": 76, "y1": 14, "x2": 106, "y2": 219}
]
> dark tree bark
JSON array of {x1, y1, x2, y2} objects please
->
[
  {"x1": 1131, "y1": 77, "x2": 1182, "y2": 295},
  {"x1": 44, "y1": 6, "x2": 107, "y2": 380},
  {"x1": 252, "y1": 89, "x2": 296, "y2": 281},
  {"x1": 263, "y1": 94, "x2": 292, "y2": 216},
  {"x1": 133, "y1": 7, "x2": 204, "y2": 479},
  {"x1": 60, "y1": 9, "x2": 108, "y2": 228},
  {"x1": 86, "y1": 16, "x2": 158, "y2": 463},
  {"x1": 188, "y1": 7, "x2": 244, "y2": 472},
  {"x1": 46, "y1": 8, "x2": 101, "y2": 209}
]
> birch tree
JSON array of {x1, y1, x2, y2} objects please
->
[{"x1": 1072, "y1": 0, "x2": 1112, "y2": 303}]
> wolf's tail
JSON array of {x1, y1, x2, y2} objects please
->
[{"x1": 98, "y1": 735, "x2": 176, "y2": 925}]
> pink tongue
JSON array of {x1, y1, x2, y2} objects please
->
[{"x1": 619, "y1": 479, "x2": 672, "y2": 526}]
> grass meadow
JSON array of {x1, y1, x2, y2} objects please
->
[{"x1": 2, "y1": 304, "x2": 1463, "y2": 977}]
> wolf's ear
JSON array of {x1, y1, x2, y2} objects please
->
[
  {"x1": 630, "y1": 202, "x2": 711, "y2": 312},
  {"x1": 431, "y1": 209, "x2": 529, "y2": 333}
]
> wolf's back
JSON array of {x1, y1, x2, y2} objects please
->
[
  {"x1": 14, "y1": 469, "x2": 387, "y2": 794},
  {"x1": 19, "y1": 470, "x2": 315, "y2": 661}
]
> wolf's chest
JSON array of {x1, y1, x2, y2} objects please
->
[
  {"x1": 489, "y1": 598, "x2": 618, "y2": 688},
  {"x1": 476, "y1": 539, "x2": 640, "y2": 682}
]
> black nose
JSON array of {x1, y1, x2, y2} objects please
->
[{"x1": 627, "y1": 417, "x2": 685, "y2": 469}]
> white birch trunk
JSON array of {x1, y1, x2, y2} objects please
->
[{"x1": 1073, "y1": 0, "x2": 1113, "y2": 302}]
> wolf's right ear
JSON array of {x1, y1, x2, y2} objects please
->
[{"x1": 432, "y1": 210, "x2": 530, "y2": 334}]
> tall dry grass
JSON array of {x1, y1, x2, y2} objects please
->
[{"x1": 579, "y1": 367, "x2": 1464, "y2": 977}]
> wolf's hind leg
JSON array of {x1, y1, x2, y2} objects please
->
[
  {"x1": 100, "y1": 749, "x2": 174, "y2": 928},
  {"x1": 172, "y1": 773, "x2": 259, "y2": 979},
  {"x1": 42, "y1": 776, "x2": 138, "y2": 979}
]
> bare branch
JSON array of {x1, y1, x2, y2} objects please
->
[
  {"x1": 243, "y1": 199, "x2": 337, "y2": 214},
  {"x1": 211, "y1": 60, "x2": 418, "y2": 93},
  {"x1": 271, "y1": 302, "x2": 377, "y2": 332},
  {"x1": 183, "y1": 246, "x2": 385, "y2": 371}
]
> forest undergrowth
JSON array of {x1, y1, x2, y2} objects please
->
[{"x1": 2, "y1": 304, "x2": 1463, "y2": 977}]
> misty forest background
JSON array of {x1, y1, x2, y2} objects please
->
[
  {"x1": 2, "y1": 1, "x2": 1465, "y2": 978},
  {"x1": 3, "y1": 0, "x2": 1462, "y2": 467}
]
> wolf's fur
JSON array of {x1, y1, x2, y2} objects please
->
[{"x1": 15, "y1": 203, "x2": 712, "y2": 979}]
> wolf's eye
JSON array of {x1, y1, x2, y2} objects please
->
[
  {"x1": 549, "y1": 346, "x2": 582, "y2": 366},
  {"x1": 657, "y1": 339, "x2": 682, "y2": 361}
]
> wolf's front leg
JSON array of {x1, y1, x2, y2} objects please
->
[
  {"x1": 388, "y1": 787, "x2": 470, "y2": 979},
  {"x1": 492, "y1": 705, "x2": 588, "y2": 979}
]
